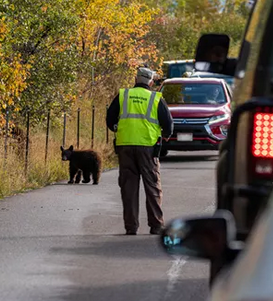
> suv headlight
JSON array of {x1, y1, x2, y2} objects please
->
[{"x1": 208, "y1": 114, "x2": 229, "y2": 124}]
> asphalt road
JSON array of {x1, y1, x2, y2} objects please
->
[{"x1": 0, "y1": 151, "x2": 218, "y2": 301}]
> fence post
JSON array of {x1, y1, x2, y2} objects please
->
[
  {"x1": 62, "y1": 112, "x2": 66, "y2": 148},
  {"x1": 106, "y1": 104, "x2": 109, "y2": 144},
  {"x1": 45, "y1": 110, "x2": 50, "y2": 163},
  {"x1": 24, "y1": 110, "x2": 30, "y2": 175},
  {"x1": 3, "y1": 109, "x2": 9, "y2": 167},
  {"x1": 91, "y1": 105, "x2": 95, "y2": 148},
  {"x1": 77, "y1": 108, "x2": 80, "y2": 149}
]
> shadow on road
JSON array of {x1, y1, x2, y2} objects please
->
[
  {"x1": 160, "y1": 153, "x2": 218, "y2": 163},
  {"x1": 46, "y1": 278, "x2": 208, "y2": 301},
  {"x1": 53, "y1": 182, "x2": 94, "y2": 186},
  {"x1": 50, "y1": 236, "x2": 168, "y2": 260},
  {"x1": 51, "y1": 278, "x2": 209, "y2": 301}
]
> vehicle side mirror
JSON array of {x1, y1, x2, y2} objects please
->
[
  {"x1": 194, "y1": 34, "x2": 237, "y2": 76},
  {"x1": 160, "y1": 210, "x2": 236, "y2": 260}
]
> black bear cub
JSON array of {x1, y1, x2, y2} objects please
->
[{"x1": 60, "y1": 145, "x2": 102, "y2": 184}]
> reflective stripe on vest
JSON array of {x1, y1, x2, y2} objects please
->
[{"x1": 120, "y1": 89, "x2": 159, "y2": 125}]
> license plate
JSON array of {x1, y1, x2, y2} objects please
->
[{"x1": 177, "y1": 133, "x2": 193, "y2": 141}]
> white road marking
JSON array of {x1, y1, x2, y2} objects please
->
[
  {"x1": 164, "y1": 256, "x2": 188, "y2": 300},
  {"x1": 164, "y1": 203, "x2": 215, "y2": 299},
  {"x1": 164, "y1": 185, "x2": 215, "y2": 190}
]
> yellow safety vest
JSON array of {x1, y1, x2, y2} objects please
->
[{"x1": 116, "y1": 87, "x2": 162, "y2": 146}]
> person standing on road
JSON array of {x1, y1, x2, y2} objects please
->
[{"x1": 106, "y1": 67, "x2": 173, "y2": 235}]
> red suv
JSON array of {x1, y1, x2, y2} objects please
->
[{"x1": 159, "y1": 78, "x2": 232, "y2": 156}]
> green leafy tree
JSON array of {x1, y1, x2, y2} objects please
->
[{"x1": 0, "y1": 0, "x2": 80, "y2": 123}]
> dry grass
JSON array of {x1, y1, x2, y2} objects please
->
[{"x1": 0, "y1": 109, "x2": 117, "y2": 199}]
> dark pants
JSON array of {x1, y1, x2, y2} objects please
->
[{"x1": 117, "y1": 146, "x2": 164, "y2": 232}]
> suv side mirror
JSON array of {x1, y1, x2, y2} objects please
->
[
  {"x1": 195, "y1": 34, "x2": 237, "y2": 76},
  {"x1": 160, "y1": 210, "x2": 236, "y2": 260}
]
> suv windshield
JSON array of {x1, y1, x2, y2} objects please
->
[{"x1": 161, "y1": 83, "x2": 227, "y2": 105}]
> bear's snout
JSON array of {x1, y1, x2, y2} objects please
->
[{"x1": 62, "y1": 156, "x2": 68, "y2": 161}]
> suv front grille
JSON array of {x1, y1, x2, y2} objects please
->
[{"x1": 173, "y1": 117, "x2": 210, "y2": 125}]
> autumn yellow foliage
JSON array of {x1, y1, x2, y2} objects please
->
[{"x1": 0, "y1": 18, "x2": 30, "y2": 128}]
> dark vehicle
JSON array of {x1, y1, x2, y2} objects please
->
[
  {"x1": 160, "y1": 0, "x2": 273, "y2": 287},
  {"x1": 159, "y1": 78, "x2": 231, "y2": 156},
  {"x1": 162, "y1": 59, "x2": 195, "y2": 78},
  {"x1": 154, "y1": 59, "x2": 195, "y2": 86},
  {"x1": 214, "y1": 0, "x2": 273, "y2": 246}
]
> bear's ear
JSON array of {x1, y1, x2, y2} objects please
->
[
  {"x1": 60, "y1": 146, "x2": 64, "y2": 151},
  {"x1": 69, "y1": 145, "x2": 73, "y2": 151}
]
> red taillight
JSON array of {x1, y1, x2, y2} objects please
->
[
  {"x1": 252, "y1": 112, "x2": 273, "y2": 177},
  {"x1": 252, "y1": 113, "x2": 273, "y2": 158}
]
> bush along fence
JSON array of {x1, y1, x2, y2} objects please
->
[{"x1": 1, "y1": 104, "x2": 111, "y2": 175}]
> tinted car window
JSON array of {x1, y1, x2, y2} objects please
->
[
  {"x1": 251, "y1": 3, "x2": 273, "y2": 96},
  {"x1": 161, "y1": 83, "x2": 227, "y2": 105}
]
